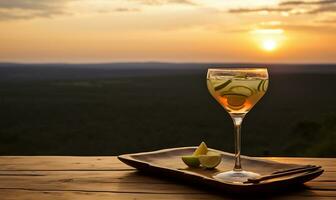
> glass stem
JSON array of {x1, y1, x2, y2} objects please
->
[{"x1": 231, "y1": 114, "x2": 245, "y2": 172}]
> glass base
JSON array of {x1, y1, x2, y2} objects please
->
[{"x1": 213, "y1": 170, "x2": 260, "y2": 183}]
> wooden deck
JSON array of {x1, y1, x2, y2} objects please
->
[{"x1": 0, "y1": 156, "x2": 334, "y2": 199}]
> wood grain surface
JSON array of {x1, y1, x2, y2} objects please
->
[{"x1": 0, "y1": 156, "x2": 335, "y2": 199}]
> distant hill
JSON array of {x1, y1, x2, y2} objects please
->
[{"x1": 0, "y1": 63, "x2": 336, "y2": 81}]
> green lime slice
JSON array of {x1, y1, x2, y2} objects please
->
[
  {"x1": 199, "y1": 152, "x2": 222, "y2": 169},
  {"x1": 182, "y1": 156, "x2": 200, "y2": 168},
  {"x1": 193, "y1": 142, "x2": 208, "y2": 156}
]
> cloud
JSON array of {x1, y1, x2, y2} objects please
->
[
  {"x1": 281, "y1": 24, "x2": 336, "y2": 33},
  {"x1": 0, "y1": 0, "x2": 71, "y2": 10},
  {"x1": 0, "y1": 0, "x2": 195, "y2": 20},
  {"x1": 96, "y1": 7, "x2": 141, "y2": 14},
  {"x1": 317, "y1": 18, "x2": 336, "y2": 23},
  {"x1": 228, "y1": 7, "x2": 291, "y2": 13},
  {"x1": 279, "y1": 1, "x2": 336, "y2": 14},
  {"x1": 307, "y1": 5, "x2": 336, "y2": 13},
  {"x1": 228, "y1": 0, "x2": 336, "y2": 16},
  {"x1": 113, "y1": 8, "x2": 141, "y2": 12},
  {"x1": 280, "y1": 0, "x2": 336, "y2": 6},
  {"x1": 257, "y1": 22, "x2": 336, "y2": 34},
  {"x1": 0, "y1": 9, "x2": 62, "y2": 21},
  {"x1": 0, "y1": 0, "x2": 74, "y2": 20},
  {"x1": 132, "y1": 0, "x2": 196, "y2": 6}
]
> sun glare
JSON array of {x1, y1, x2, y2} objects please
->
[{"x1": 262, "y1": 39, "x2": 277, "y2": 51}]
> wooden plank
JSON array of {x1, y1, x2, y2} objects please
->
[
  {"x1": 0, "y1": 156, "x2": 131, "y2": 171},
  {"x1": 0, "y1": 171, "x2": 334, "y2": 194},
  {"x1": 0, "y1": 156, "x2": 334, "y2": 199},
  {"x1": 0, "y1": 189, "x2": 335, "y2": 200},
  {"x1": 0, "y1": 156, "x2": 335, "y2": 171},
  {"x1": 0, "y1": 171, "x2": 203, "y2": 194},
  {"x1": 306, "y1": 182, "x2": 336, "y2": 190},
  {"x1": 0, "y1": 189, "x2": 230, "y2": 200},
  {"x1": 0, "y1": 170, "x2": 334, "y2": 183}
]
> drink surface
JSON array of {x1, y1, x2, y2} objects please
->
[{"x1": 207, "y1": 76, "x2": 268, "y2": 115}]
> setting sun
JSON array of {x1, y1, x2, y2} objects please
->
[{"x1": 262, "y1": 39, "x2": 277, "y2": 52}]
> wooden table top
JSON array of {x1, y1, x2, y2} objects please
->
[{"x1": 0, "y1": 156, "x2": 334, "y2": 199}]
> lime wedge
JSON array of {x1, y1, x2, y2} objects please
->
[
  {"x1": 193, "y1": 142, "x2": 208, "y2": 156},
  {"x1": 199, "y1": 152, "x2": 222, "y2": 169},
  {"x1": 181, "y1": 156, "x2": 200, "y2": 168}
]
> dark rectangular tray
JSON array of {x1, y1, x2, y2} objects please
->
[{"x1": 118, "y1": 147, "x2": 323, "y2": 193}]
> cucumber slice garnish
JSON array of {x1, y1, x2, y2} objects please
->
[
  {"x1": 214, "y1": 80, "x2": 232, "y2": 91},
  {"x1": 228, "y1": 86, "x2": 254, "y2": 97},
  {"x1": 257, "y1": 80, "x2": 264, "y2": 91},
  {"x1": 262, "y1": 80, "x2": 268, "y2": 92},
  {"x1": 234, "y1": 73, "x2": 247, "y2": 79}
]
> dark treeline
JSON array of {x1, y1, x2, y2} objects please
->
[{"x1": 0, "y1": 63, "x2": 335, "y2": 156}]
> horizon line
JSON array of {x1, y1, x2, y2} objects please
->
[{"x1": 1, "y1": 61, "x2": 336, "y2": 66}]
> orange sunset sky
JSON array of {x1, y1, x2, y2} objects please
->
[{"x1": 0, "y1": 0, "x2": 335, "y2": 63}]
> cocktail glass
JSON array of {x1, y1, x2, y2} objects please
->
[{"x1": 207, "y1": 68, "x2": 269, "y2": 182}]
